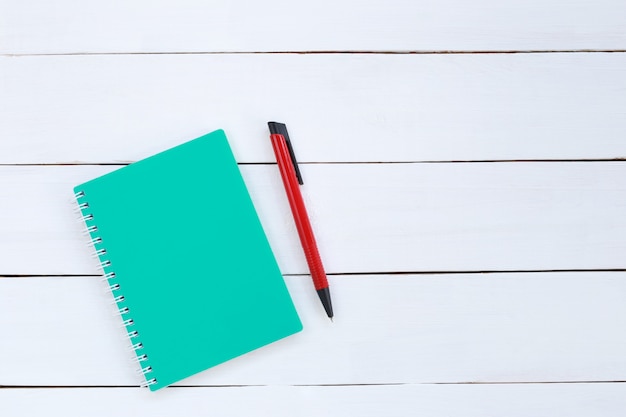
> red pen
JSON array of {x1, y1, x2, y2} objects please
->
[{"x1": 268, "y1": 122, "x2": 333, "y2": 319}]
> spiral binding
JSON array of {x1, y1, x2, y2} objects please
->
[{"x1": 74, "y1": 190, "x2": 157, "y2": 389}]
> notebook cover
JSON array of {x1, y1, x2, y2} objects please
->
[{"x1": 74, "y1": 129, "x2": 302, "y2": 391}]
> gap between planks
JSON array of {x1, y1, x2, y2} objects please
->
[
  {"x1": 3, "y1": 49, "x2": 626, "y2": 58},
  {"x1": 3, "y1": 269, "x2": 626, "y2": 278},
  {"x1": 2, "y1": 381, "x2": 626, "y2": 389},
  {"x1": 2, "y1": 159, "x2": 626, "y2": 167}
]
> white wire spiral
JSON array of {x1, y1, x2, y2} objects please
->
[
  {"x1": 75, "y1": 189, "x2": 157, "y2": 389},
  {"x1": 140, "y1": 378, "x2": 157, "y2": 388}
]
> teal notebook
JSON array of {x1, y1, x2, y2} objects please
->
[{"x1": 74, "y1": 129, "x2": 302, "y2": 391}]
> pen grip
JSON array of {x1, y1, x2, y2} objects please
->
[
  {"x1": 300, "y1": 225, "x2": 329, "y2": 290},
  {"x1": 270, "y1": 134, "x2": 329, "y2": 291}
]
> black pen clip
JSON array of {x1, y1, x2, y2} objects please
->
[{"x1": 268, "y1": 121, "x2": 304, "y2": 185}]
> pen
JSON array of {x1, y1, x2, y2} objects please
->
[{"x1": 268, "y1": 122, "x2": 333, "y2": 319}]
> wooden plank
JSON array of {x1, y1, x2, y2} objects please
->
[
  {"x1": 1, "y1": 1, "x2": 625, "y2": 54},
  {"x1": 2, "y1": 384, "x2": 626, "y2": 417},
  {"x1": 1, "y1": 53, "x2": 626, "y2": 164},
  {"x1": 1, "y1": 273, "x2": 625, "y2": 386},
  {"x1": 2, "y1": 163, "x2": 626, "y2": 276}
]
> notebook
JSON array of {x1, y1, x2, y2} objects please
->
[{"x1": 74, "y1": 129, "x2": 302, "y2": 391}]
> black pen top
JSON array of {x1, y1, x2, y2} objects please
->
[
  {"x1": 268, "y1": 121, "x2": 281, "y2": 135},
  {"x1": 268, "y1": 121, "x2": 304, "y2": 185}
]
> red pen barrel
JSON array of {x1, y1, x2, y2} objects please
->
[{"x1": 270, "y1": 134, "x2": 329, "y2": 291}]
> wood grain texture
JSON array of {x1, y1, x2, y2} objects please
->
[
  {"x1": 1, "y1": 273, "x2": 625, "y2": 386},
  {"x1": 1, "y1": 0, "x2": 625, "y2": 54},
  {"x1": 2, "y1": 53, "x2": 626, "y2": 164},
  {"x1": 3, "y1": 384, "x2": 626, "y2": 417},
  {"x1": 2, "y1": 163, "x2": 626, "y2": 276}
]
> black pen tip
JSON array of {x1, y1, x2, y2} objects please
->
[{"x1": 316, "y1": 287, "x2": 334, "y2": 319}]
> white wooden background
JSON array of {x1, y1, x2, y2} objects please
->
[{"x1": 2, "y1": 1, "x2": 626, "y2": 415}]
